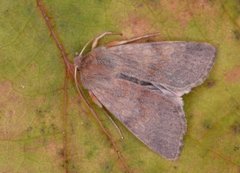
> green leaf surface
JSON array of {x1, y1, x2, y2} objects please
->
[{"x1": 0, "y1": 0, "x2": 240, "y2": 172}]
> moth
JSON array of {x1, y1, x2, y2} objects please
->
[{"x1": 74, "y1": 32, "x2": 216, "y2": 160}]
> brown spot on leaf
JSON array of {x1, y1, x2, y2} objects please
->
[
  {"x1": 121, "y1": 13, "x2": 156, "y2": 36},
  {"x1": 231, "y1": 121, "x2": 240, "y2": 135},
  {"x1": 233, "y1": 145, "x2": 240, "y2": 151},
  {"x1": 177, "y1": 11, "x2": 193, "y2": 28},
  {"x1": 205, "y1": 79, "x2": 216, "y2": 88},
  {"x1": 187, "y1": 0, "x2": 214, "y2": 12},
  {"x1": 163, "y1": 1, "x2": 193, "y2": 27},
  {"x1": 0, "y1": 81, "x2": 12, "y2": 94},
  {"x1": 233, "y1": 30, "x2": 240, "y2": 40},
  {"x1": 0, "y1": 81, "x2": 26, "y2": 139},
  {"x1": 164, "y1": 0, "x2": 216, "y2": 28},
  {"x1": 224, "y1": 65, "x2": 240, "y2": 83},
  {"x1": 202, "y1": 119, "x2": 213, "y2": 129},
  {"x1": 46, "y1": 141, "x2": 63, "y2": 156},
  {"x1": 25, "y1": 139, "x2": 65, "y2": 169}
]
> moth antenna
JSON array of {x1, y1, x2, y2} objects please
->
[
  {"x1": 104, "y1": 110, "x2": 124, "y2": 140},
  {"x1": 106, "y1": 32, "x2": 160, "y2": 47},
  {"x1": 74, "y1": 65, "x2": 81, "y2": 96},
  {"x1": 79, "y1": 32, "x2": 122, "y2": 56},
  {"x1": 79, "y1": 39, "x2": 92, "y2": 56}
]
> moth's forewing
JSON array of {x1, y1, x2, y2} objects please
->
[
  {"x1": 98, "y1": 42, "x2": 216, "y2": 96},
  {"x1": 78, "y1": 42, "x2": 216, "y2": 159}
]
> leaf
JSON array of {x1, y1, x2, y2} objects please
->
[{"x1": 0, "y1": 0, "x2": 240, "y2": 172}]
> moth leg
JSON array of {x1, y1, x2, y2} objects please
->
[
  {"x1": 91, "y1": 32, "x2": 122, "y2": 49},
  {"x1": 102, "y1": 108, "x2": 124, "y2": 139},
  {"x1": 106, "y1": 33, "x2": 160, "y2": 47},
  {"x1": 89, "y1": 91, "x2": 103, "y2": 108},
  {"x1": 89, "y1": 90, "x2": 124, "y2": 139}
]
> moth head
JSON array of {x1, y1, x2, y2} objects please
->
[
  {"x1": 73, "y1": 54, "x2": 94, "y2": 85},
  {"x1": 74, "y1": 55, "x2": 82, "y2": 70}
]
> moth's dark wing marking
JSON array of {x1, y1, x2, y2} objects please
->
[
  {"x1": 91, "y1": 78, "x2": 186, "y2": 160},
  {"x1": 117, "y1": 73, "x2": 159, "y2": 90},
  {"x1": 100, "y1": 42, "x2": 216, "y2": 95}
]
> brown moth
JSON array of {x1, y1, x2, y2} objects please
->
[{"x1": 74, "y1": 32, "x2": 216, "y2": 160}]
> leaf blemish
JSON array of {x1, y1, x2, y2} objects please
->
[
  {"x1": 233, "y1": 30, "x2": 240, "y2": 40},
  {"x1": 231, "y1": 121, "x2": 240, "y2": 135}
]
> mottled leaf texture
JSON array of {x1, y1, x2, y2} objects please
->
[{"x1": 76, "y1": 42, "x2": 216, "y2": 159}]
